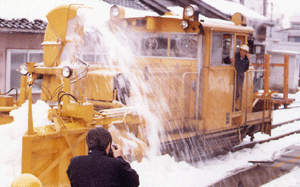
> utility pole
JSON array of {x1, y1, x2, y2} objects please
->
[
  {"x1": 263, "y1": 0, "x2": 268, "y2": 16},
  {"x1": 270, "y1": 2, "x2": 273, "y2": 38}
]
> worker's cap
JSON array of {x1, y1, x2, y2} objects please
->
[{"x1": 240, "y1": 45, "x2": 249, "y2": 52}]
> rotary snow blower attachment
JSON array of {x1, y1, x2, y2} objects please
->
[{"x1": 20, "y1": 4, "x2": 147, "y2": 186}]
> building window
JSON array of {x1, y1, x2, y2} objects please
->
[
  {"x1": 295, "y1": 37, "x2": 300, "y2": 42},
  {"x1": 6, "y1": 49, "x2": 43, "y2": 93}
]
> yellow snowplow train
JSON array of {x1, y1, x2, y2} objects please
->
[{"x1": 3, "y1": 3, "x2": 274, "y2": 186}]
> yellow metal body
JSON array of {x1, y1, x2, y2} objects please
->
[
  {"x1": 0, "y1": 114, "x2": 14, "y2": 125},
  {"x1": 79, "y1": 69, "x2": 118, "y2": 102},
  {"x1": 41, "y1": 4, "x2": 85, "y2": 101},
  {"x1": 16, "y1": 4, "x2": 274, "y2": 187},
  {"x1": 0, "y1": 71, "x2": 29, "y2": 125},
  {"x1": 0, "y1": 95, "x2": 15, "y2": 125},
  {"x1": 0, "y1": 95, "x2": 14, "y2": 106},
  {"x1": 22, "y1": 128, "x2": 88, "y2": 187},
  {"x1": 231, "y1": 12, "x2": 247, "y2": 26}
]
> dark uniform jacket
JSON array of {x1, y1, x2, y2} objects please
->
[
  {"x1": 234, "y1": 52, "x2": 249, "y2": 73},
  {"x1": 67, "y1": 148, "x2": 139, "y2": 187}
]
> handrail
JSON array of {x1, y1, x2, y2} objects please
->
[
  {"x1": 247, "y1": 68, "x2": 272, "y2": 128},
  {"x1": 182, "y1": 72, "x2": 200, "y2": 119}
]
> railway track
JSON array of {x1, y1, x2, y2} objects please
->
[
  {"x1": 162, "y1": 117, "x2": 300, "y2": 163},
  {"x1": 271, "y1": 117, "x2": 300, "y2": 128},
  {"x1": 275, "y1": 104, "x2": 300, "y2": 110},
  {"x1": 232, "y1": 117, "x2": 300, "y2": 152},
  {"x1": 209, "y1": 118, "x2": 300, "y2": 187}
]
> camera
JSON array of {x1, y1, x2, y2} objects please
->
[{"x1": 108, "y1": 144, "x2": 117, "y2": 157}]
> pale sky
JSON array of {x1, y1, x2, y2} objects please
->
[
  {"x1": 0, "y1": 0, "x2": 299, "y2": 28},
  {"x1": 265, "y1": 0, "x2": 300, "y2": 27},
  {"x1": 268, "y1": 0, "x2": 300, "y2": 18}
]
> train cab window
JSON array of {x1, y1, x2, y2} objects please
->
[
  {"x1": 140, "y1": 33, "x2": 168, "y2": 57},
  {"x1": 236, "y1": 38, "x2": 242, "y2": 53},
  {"x1": 169, "y1": 34, "x2": 197, "y2": 59},
  {"x1": 210, "y1": 33, "x2": 233, "y2": 66}
]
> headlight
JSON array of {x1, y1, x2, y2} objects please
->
[
  {"x1": 184, "y1": 5, "x2": 195, "y2": 18},
  {"x1": 19, "y1": 64, "x2": 28, "y2": 75},
  {"x1": 180, "y1": 20, "x2": 189, "y2": 29},
  {"x1": 110, "y1": 5, "x2": 120, "y2": 17},
  {"x1": 183, "y1": 5, "x2": 199, "y2": 21},
  {"x1": 62, "y1": 66, "x2": 73, "y2": 78}
]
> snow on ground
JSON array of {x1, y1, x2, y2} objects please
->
[
  {"x1": 261, "y1": 167, "x2": 300, "y2": 187},
  {"x1": 1, "y1": 91, "x2": 300, "y2": 187},
  {"x1": 130, "y1": 90, "x2": 300, "y2": 187}
]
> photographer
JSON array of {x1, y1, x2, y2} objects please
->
[{"x1": 67, "y1": 127, "x2": 139, "y2": 187}]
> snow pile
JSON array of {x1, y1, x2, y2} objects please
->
[
  {"x1": 131, "y1": 133, "x2": 300, "y2": 187},
  {"x1": 0, "y1": 100, "x2": 51, "y2": 186}
]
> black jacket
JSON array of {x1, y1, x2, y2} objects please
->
[
  {"x1": 67, "y1": 149, "x2": 139, "y2": 187},
  {"x1": 234, "y1": 52, "x2": 249, "y2": 74}
]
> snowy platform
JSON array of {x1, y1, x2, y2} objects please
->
[{"x1": 271, "y1": 144, "x2": 300, "y2": 171}]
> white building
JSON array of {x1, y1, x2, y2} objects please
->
[
  {"x1": 227, "y1": 0, "x2": 265, "y2": 15},
  {"x1": 268, "y1": 50, "x2": 300, "y2": 93}
]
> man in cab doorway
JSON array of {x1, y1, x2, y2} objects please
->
[
  {"x1": 224, "y1": 44, "x2": 250, "y2": 110},
  {"x1": 234, "y1": 45, "x2": 250, "y2": 110}
]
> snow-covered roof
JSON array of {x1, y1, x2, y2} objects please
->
[
  {"x1": 0, "y1": 0, "x2": 271, "y2": 33},
  {"x1": 0, "y1": 0, "x2": 158, "y2": 22},
  {"x1": 0, "y1": 0, "x2": 158, "y2": 32},
  {"x1": 0, "y1": 18, "x2": 47, "y2": 32},
  {"x1": 1, "y1": 0, "x2": 269, "y2": 22},
  {"x1": 167, "y1": 6, "x2": 235, "y2": 25},
  {"x1": 202, "y1": 0, "x2": 268, "y2": 21}
]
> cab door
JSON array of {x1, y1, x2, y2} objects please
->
[{"x1": 205, "y1": 32, "x2": 235, "y2": 130}]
